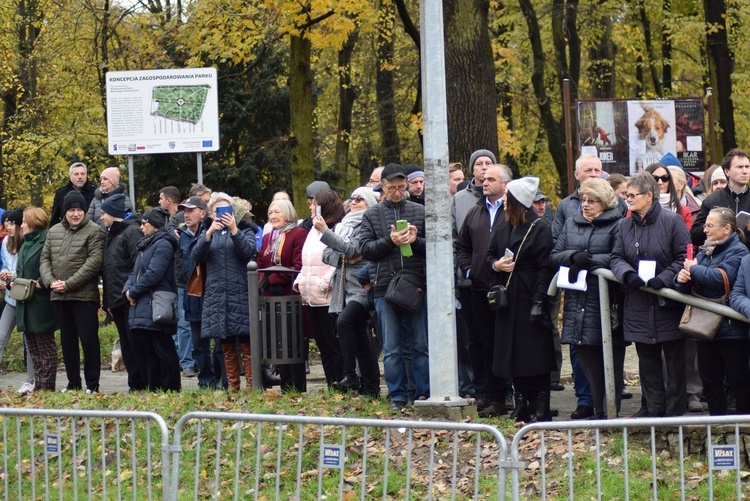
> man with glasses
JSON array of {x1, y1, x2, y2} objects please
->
[
  {"x1": 692, "y1": 148, "x2": 750, "y2": 247},
  {"x1": 359, "y1": 163, "x2": 428, "y2": 411},
  {"x1": 51, "y1": 162, "x2": 97, "y2": 227}
]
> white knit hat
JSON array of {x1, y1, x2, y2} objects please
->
[
  {"x1": 507, "y1": 177, "x2": 539, "y2": 209},
  {"x1": 350, "y1": 187, "x2": 379, "y2": 208}
]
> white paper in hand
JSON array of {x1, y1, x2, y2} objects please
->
[
  {"x1": 638, "y1": 260, "x2": 657, "y2": 282},
  {"x1": 557, "y1": 266, "x2": 588, "y2": 291}
]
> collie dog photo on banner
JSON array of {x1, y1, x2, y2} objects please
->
[{"x1": 628, "y1": 100, "x2": 676, "y2": 174}]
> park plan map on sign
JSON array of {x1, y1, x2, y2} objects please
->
[{"x1": 150, "y1": 85, "x2": 210, "y2": 124}]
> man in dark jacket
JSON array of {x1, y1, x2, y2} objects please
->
[
  {"x1": 456, "y1": 164, "x2": 513, "y2": 417},
  {"x1": 692, "y1": 148, "x2": 750, "y2": 247},
  {"x1": 50, "y1": 162, "x2": 97, "y2": 227},
  {"x1": 359, "y1": 163, "x2": 428, "y2": 411},
  {"x1": 100, "y1": 193, "x2": 147, "y2": 392}
]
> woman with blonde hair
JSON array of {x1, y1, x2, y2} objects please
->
[{"x1": 667, "y1": 166, "x2": 700, "y2": 218}]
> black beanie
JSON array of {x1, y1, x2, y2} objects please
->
[
  {"x1": 63, "y1": 191, "x2": 87, "y2": 213},
  {"x1": 5, "y1": 210, "x2": 23, "y2": 226},
  {"x1": 141, "y1": 207, "x2": 169, "y2": 229},
  {"x1": 100, "y1": 193, "x2": 127, "y2": 219}
]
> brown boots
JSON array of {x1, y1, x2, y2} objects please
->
[{"x1": 221, "y1": 343, "x2": 253, "y2": 391}]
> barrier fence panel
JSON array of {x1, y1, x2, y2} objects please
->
[
  {"x1": 0, "y1": 408, "x2": 170, "y2": 501},
  {"x1": 169, "y1": 412, "x2": 508, "y2": 500},
  {"x1": 509, "y1": 415, "x2": 750, "y2": 501}
]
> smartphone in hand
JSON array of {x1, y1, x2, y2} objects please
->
[
  {"x1": 395, "y1": 219, "x2": 413, "y2": 257},
  {"x1": 504, "y1": 248, "x2": 515, "y2": 260},
  {"x1": 215, "y1": 206, "x2": 233, "y2": 226}
]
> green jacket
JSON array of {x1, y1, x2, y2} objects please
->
[
  {"x1": 40, "y1": 215, "x2": 105, "y2": 302},
  {"x1": 16, "y1": 229, "x2": 57, "y2": 333}
]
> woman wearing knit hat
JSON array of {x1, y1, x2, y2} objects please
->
[
  {"x1": 0, "y1": 209, "x2": 35, "y2": 394},
  {"x1": 486, "y1": 176, "x2": 556, "y2": 422},
  {"x1": 123, "y1": 207, "x2": 182, "y2": 392},
  {"x1": 193, "y1": 193, "x2": 257, "y2": 391},
  {"x1": 87, "y1": 166, "x2": 133, "y2": 228}
]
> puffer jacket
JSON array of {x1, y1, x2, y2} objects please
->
[
  {"x1": 193, "y1": 220, "x2": 256, "y2": 339},
  {"x1": 102, "y1": 215, "x2": 142, "y2": 310},
  {"x1": 551, "y1": 207, "x2": 624, "y2": 346},
  {"x1": 321, "y1": 210, "x2": 369, "y2": 313},
  {"x1": 178, "y1": 216, "x2": 210, "y2": 323},
  {"x1": 122, "y1": 228, "x2": 178, "y2": 332},
  {"x1": 551, "y1": 189, "x2": 582, "y2": 244},
  {"x1": 611, "y1": 202, "x2": 691, "y2": 344},
  {"x1": 729, "y1": 254, "x2": 750, "y2": 334},
  {"x1": 87, "y1": 184, "x2": 134, "y2": 228},
  {"x1": 692, "y1": 185, "x2": 750, "y2": 246},
  {"x1": 359, "y1": 199, "x2": 426, "y2": 298},
  {"x1": 676, "y1": 233, "x2": 747, "y2": 340},
  {"x1": 39, "y1": 215, "x2": 105, "y2": 302},
  {"x1": 294, "y1": 228, "x2": 337, "y2": 307}
]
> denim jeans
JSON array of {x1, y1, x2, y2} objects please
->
[
  {"x1": 374, "y1": 297, "x2": 429, "y2": 403},
  {"x1": 570, "y1": 345, "x2": 593, "y2": 407},
  {"x1": 190, "y1": 321, "x2": 215, "y2": 388},
  {"x1": 174, "y1": 287, "x2": 195, "y2": 371}
]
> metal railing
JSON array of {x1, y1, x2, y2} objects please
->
[
  {"x1": 169, "y1": 411, "x2": 508, "y2": 500},
  {"x1": 549, "y1": 268, "x2": 750, "y2": 419},
  {"x1": 0, "y1": 408, "x2": 170, "y2": 500}
]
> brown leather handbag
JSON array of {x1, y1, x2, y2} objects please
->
[
  {"x1": 678, "y1": 268, "x2": 729, "y2": 341},
  {"x1": 186, "y1": 262, "x2": 206, "y2": 297}
]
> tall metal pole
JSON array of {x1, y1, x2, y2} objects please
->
[
  {"x1": 706, "y1": 87, "x2": 716, "y2": 165},
  {"x1": 197, "y1": 152, "x2": 204, "y2": 185},
  {"x1": 127, "y1": 155, "x2": 136, "y2": 211},
  {"x1": 563, "y1": 79, "x2": 575, "y2": 194},
  {"x1": 416, "y1": 0, "x2": 464, "y2": 407}
]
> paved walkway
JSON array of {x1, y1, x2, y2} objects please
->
[{"x1": 0, "y1": 345, "x2": 707, "y2": 420}]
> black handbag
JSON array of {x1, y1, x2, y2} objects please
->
[
  {"x1": 151, "y1": 290, "x2": 178, "y2": 324},
  {"x1": 384, "y1": 269, "x2": 426, "y2": 313},
  {"x1": 487, "y1": 221, "x2": 537, "y2": 311}
]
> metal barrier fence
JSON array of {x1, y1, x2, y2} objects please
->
[
  {"x1": 168, "y1": 412, "x2": 508, "y2": 500},
  {"x1": 509, "y1": 415, "x2": 750, "y2": 501},
  {"x1": 0, "y1": 408, "x2": 170, "y2": 500}
]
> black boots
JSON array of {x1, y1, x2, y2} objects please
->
[
  {"x1": 529, "y1": 391, "x2": 552, "y2": 423},
  {"x1": 509, "y1": 392, "x2": 530, "y2": 422}
]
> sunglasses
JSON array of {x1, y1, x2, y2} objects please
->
[{"x1": 652, "y1": 174, "x2": 670, "y2": 183}]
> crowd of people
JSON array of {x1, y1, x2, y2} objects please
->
[{"x1": 3, "y1": 149, "x2": 750, "y2": 424}]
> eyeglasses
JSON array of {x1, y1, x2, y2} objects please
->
[
  {"x1": 350, "y1": 197, "x2": 364, "y2": 203},
  {"x1": 580, "y1": 198, "x2": 601, "y2": 205},
  {"x1": 652, "y1": 174, "x2": 670, "y2": 183},
  {"x1": 704, "y1": 223, "x2": 728, "y2": 229},
  {"x1": 625, "y1": 192, "x2": 645, "y2": 200},
  {"x1": 385, "y1": 185, "x2": 407, "y2": 193}
]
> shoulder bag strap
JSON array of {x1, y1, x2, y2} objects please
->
[
  {"x1": 718, "y1": 267, "x2": 730, "y2": 301},
  {"x1": 504, "y1": 220, "x2": 538, "y2": 287}
]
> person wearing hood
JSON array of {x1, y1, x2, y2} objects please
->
[
  {"x1": 100, "y1": 193, "x2": 147, "y2": 392},
  {"x1": 193, "y1": 192, "x2": 257, "y2": 391},
  {"x1": 487, "y1": 176, "x2": 555, "y2": 423},
  {"x1": 551, "y1": 178, "x2": 626, "y2": 419},
  {"x1": 611, "y1": 172, "x2": 691, "y2": 417},
  {"x1": 87, "y1": 166, "x2": 134, "y2": 228},
  {"x1": 123, "y1": 207, "x2": 181, "y2": 392},
  {"x1": 40, "y1": 190, "x2": 106, "y2": 393}
]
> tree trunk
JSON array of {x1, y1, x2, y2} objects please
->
[
  {"x1": 518, "y1": 0, "x2": 567, "y2": 194},
  {"x1": 638, "y1": 0, "x2": 661, "y2": 96},
  {"x1": 662, "y1": 0, "x2": 671, "y2": 95},
  {"x1": 289, "y1": 35, "x2": 315, "y2": 212},
  {"x1": 377, "y1": 0, "x2": 401, "y2": 164},
  {"x1": 335, "y1": 27, "x2": 359, "y2": 190},
  {"x1": 587, "y1": 2, "x2": 616, "y2": 98},
  {"x1": 443, "y1": 0, "x2": 498, "y2": 167},
  {"x1": 704, "y1": 0, "x2": 735, "y2": 156}
]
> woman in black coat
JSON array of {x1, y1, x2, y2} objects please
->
[
  {"x1": 611, "y1": 173, "x2": 691, "y2": 417},
  {"x1": 487, "y1": 177, "x2": 555, "y2": 422},
  {"x1": 551, "y1": 178, "x2": 625, "y2": 419},
  {"x1": 123, "y1": 207, "x2": 181, "y2": 392}
]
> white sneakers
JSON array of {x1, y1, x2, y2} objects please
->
[{"x1": 17, "y1": 382, "x2": 34, "y2": 395}]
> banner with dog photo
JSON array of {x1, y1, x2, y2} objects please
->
[{"x1": 577, "y1": 98, "x2": 705, "y2": 176}]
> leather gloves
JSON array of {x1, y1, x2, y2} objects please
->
[
  {"x1": 625, "y1": 272, "x2": 645, "y2": 290},
  {"x1": 530, "y1": 302, "x2": 545, "y2": 322},
  {"x1": 570, "y1": 251, "x2": 593, "y2": 269}
]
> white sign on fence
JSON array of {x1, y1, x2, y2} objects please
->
[
  {"x1": 710, "y1": 444, "x2": 737, "y2": 470},
  {"x1": 106, "y1": 68, "x2": 220, "y2": 155}
]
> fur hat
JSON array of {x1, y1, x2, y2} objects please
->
[
  {"x1": 305, "y1": 181, "x2": 331, "y2": 198},
  {"x1": 507, "y1": 177, "x2": 539, "y2": 209},
  {"x1": 63, "y1": 191, "x2": 87, "y2": 213},
  {"x1": 468, "y1": 149, "x2": 497, "y2": 169},
  {"x1": 141, "y1": 207, "x2": 169, "y2": 229},
  {"x1": 100, "y1": 193, "x2": 127, "y2": 219},
  {"x1": 350, "y1": 187, "x2": 379, "y2": 208}
]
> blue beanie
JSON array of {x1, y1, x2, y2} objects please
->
[{"x1": 659, "y1": 152, "x2": 683, "y2": 168}]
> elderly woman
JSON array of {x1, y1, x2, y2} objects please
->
[
  {"x1": 676, "y1": 208, "x2": 750, "y2": 415},
  {"x1": 294, "y1": 189, "x2": 346, "y2": 387},
  {"x1": 15, "y1": 208, "x2": 58, "y2": 392},
  {"x1": 487, "y1": 177, "x2": 555, "y2": 422},
  {"x1": 611, "y1": 172, "x2": 691, "y2": 417},
  {"x1": 318, "y1": 187, "x2": 380, "y2": 396},
  {"x1": 551, "y1": 178, "x2": 625, "y2": 419},
  {"x1": 258, "y1": 199, "x2": 309, "y2": 391},
  {"x1": 193, "y1": 192, "x2": 257, "y2": 391},
  {"x1": 123, "y1": 207, "x2": 181, "y2": 392},
  {"x1": 645, "y1": 163, "x2": 693, "y2": 229}
]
